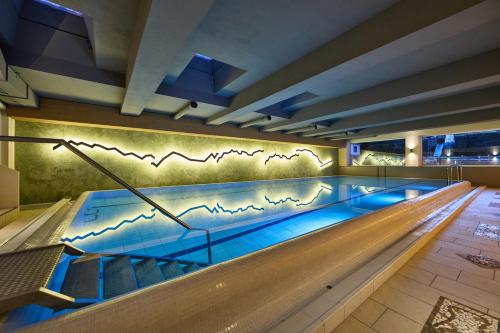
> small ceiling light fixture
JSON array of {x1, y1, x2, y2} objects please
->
[
  {"x1": 239, "y1": 115, "x2": 272, "y2": 128},
  {"x1": 173, "y1": 101, "x2": 198, "y2": 120},
  {"x1": 0, "y1": 101, "x2": 5, "y2": 110}
]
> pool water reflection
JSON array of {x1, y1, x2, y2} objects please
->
[{"x1": 62, "y1": 176, "x2": 447, "y2": 264}]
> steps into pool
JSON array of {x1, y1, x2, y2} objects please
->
[{"x1": 61, "y1": 253, "x2": 206, "y2": 301}]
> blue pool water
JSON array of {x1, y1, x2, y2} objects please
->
[{"x1": 62, "y1": 176, "x2": 448, "y2": 264}]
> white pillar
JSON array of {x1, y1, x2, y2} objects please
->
[
  {"x1": 339, "y1": 141, "x2": 352, "y2": 166},
  {"x1": 405, "y1": 132, "x2": 422, "y2": 167}
]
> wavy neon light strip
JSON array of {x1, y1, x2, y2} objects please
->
[
  {"x1": 53, "y1": 140, "x2": 155, "y2": 160},
  {"x1": 264, "y1": 149, "x2": 333, "y2": 167},
  {"x1": 152, "y1": 149, "x2": 264, "y2": 167},
  {"x1": 353, "y1": 153, "x2": 405, "y2": 166},
  {"x1": 264, "y1": 153, "x2": 300, "y2": 165},
  {"x1": 63, "y1": 202, "x2": 265, "y2": 243},
  {"x1": 53, "y1": 141, "x2": 333, "y2": 168},
  {"x1": 296, "y1": 148, "x2": 333, "y2": 167}
]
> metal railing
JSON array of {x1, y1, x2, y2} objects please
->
[
  {"x1": 0, "y1": 135, "x2": 213, "y2": 263},
  {"x1": 446, "y1": 165, "x2": 463, "y2": 185}
]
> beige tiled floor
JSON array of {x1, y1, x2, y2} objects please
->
[{"x1": 333, "y1": 188, "x2": 500, "y2": 332}]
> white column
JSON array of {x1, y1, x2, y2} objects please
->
[
  {"x1": 405, "y1": 132, "x2": 423, "y2": 167},
  {"x1": 339, "y1": 141, "x2": 352, "y2": 167}
]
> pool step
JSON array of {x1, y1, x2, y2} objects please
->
[
  {"x1": 103, "y1": 256, "x2": 138, "y2": 299},
  {"x1": 133, "y1": 258, "x2": 164, "y2": 288},
  {"x1": 183, "y1": 263, "x2": 201, "y2": 274},
  {"x1": 159, "y1": 261, "x2": 185, "y2": 280},
  {"x1": 58, "y1": 254, "x2": 208, "y2": 302},
  {"x1": 61, "y1": 256, "x2": 100, "y2": 299}
]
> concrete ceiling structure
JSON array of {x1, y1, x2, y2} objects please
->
[{"x1": 0, "y1": 0, "x2": 499, "y2": 144}]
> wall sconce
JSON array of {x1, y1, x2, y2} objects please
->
[{"x1": 409, "y1": 148, "x2": 414, "y2": 153}]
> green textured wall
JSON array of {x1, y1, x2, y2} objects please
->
[{"x1": 15, "y1": 120, "x2": 338, "y2": 204}]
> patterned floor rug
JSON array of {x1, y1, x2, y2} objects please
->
[
  {"x1": 422, "y1": 297, "x2": 499, "y2": 332},
  {"x1": 456, "y1": 253, "x2": 500, "y2": 269},
  {"x1": 474, "y1": 224, "x2": 500, "y2": 241}
]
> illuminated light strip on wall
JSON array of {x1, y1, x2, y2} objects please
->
[
  {"x1": 53, "y1": 140, "x2": 155, "y2": 161},
  {"x1": 53, "y1": 141, "x2": 333, "y2": 168},
  {"x1": 264, "y1": 153, "x2": 300, "y2": 165},
  {"x1": 296, "y1": 148, "x2": 333, "y2": 167},
  {"x1": 152, "y1": 149, "x2": 264, "y2": 167},
  {"x1": 352, "y1": 153, "x2": 405, "y2": 166},
  {"x1": 264, "y1": 149, "x2": 333, "y2": 167}
]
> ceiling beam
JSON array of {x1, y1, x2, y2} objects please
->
[
  {"x1": 206, "y1": 0, "x2": 488, "y2": 125},
  {"x1": 341, "y1": 107, "x2": 500, "y2": 140},
  {"x1": 265, "y1": 47, "x2": 500, "y2": 132},
  {"x1": 302, "y1": 85, "x2": 500, "y2": 137},
  {"x1": 120, "y1": 0, "x2": 214, "y2": 116}
]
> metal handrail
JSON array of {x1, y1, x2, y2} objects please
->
[
  {"x1": 446, "y1": 165, "x2": 463, "y2": 185},
  {"x1": 0, "y1": 135, "x2": 192, "y2": 228},
  {"x1": 0, "y1": 135, "x2": 214, "y2": 263}
]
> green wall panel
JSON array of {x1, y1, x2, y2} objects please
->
[{"x1": 15, "y1": 121, "x2": 338, "y2": 204}]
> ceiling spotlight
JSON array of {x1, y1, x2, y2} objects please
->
[{"x1": 173, "y1": 101, "x2": 198, "y2": 120}]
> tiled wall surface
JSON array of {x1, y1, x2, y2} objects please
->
[
  {"x1": 21, "y1": 182, "x2": 471, "y2": 333},
  {"x1": 15, "y1": 120, "x2": 338, "y2": 204}
]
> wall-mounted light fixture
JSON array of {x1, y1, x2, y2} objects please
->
[
  {"x1": 173, "y1": 101, "x2": 198, "y2": 120},
  {"x1": 409, "y1": 148, "x2": 414, "y2": 153}
]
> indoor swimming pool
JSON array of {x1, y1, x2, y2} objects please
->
[
  {"x1": 62, "y1": 176, "x2": 449, "y2": 264},
  {"x1": 3, "y1": 176, "x2": 451, "y2": 330}
]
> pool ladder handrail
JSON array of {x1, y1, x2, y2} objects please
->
[
  {"x1": 446, "y1": 164, "x2": 463, "y2": 185},
  {"x1": 0, "y1": 135, "x2": 213, "y2": 263}
]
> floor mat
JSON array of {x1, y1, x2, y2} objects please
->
[{"x1": 422, "y1": 296, "x2": 499, "y2": 332}]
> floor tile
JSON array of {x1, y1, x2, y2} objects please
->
[
  {"x1": 370, "y1": 285, "x2": 433, "y2": 324},
  {"x1": 351, "y1": 298, "x2": 386, "y2": 327},
  {"x1": 332, "y1": 316, "x2": 375, "y2": 333},
  {"x1": 407, "y1": 257, "x2": 460, "y2": 280},
  {"x1": 431, "y1": 276, "x2": 500, "y2": 312},
  {"x1": 372, "y1": 309, "x2": 422, "y2": 333},
  {"x1": 397, "y1": 265, "x2": 436, "y2": 285},
  {"x1": 420, "y1": 252, "x2": 494, "y2": 278},
  {"x1": 458, "y1": 270, "x2": 500, "y2": 296}
]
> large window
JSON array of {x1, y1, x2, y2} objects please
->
[
  {"x1": 423, "y1": 130, "x2": 500, "y2": 165},
  {"x1": 352, "y1": 139, "x2": 406, "y2": 166}
]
